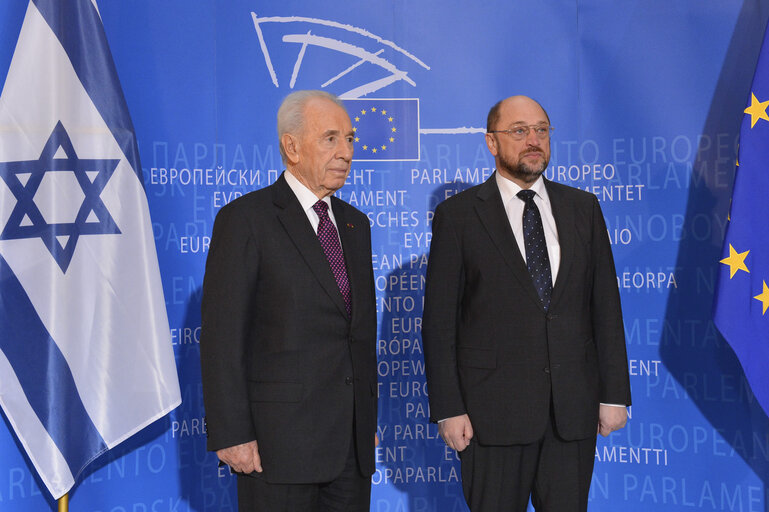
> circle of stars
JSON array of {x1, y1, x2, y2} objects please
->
[{"x1": 353, "y1": 106, "x2": 396, "y2": 154}]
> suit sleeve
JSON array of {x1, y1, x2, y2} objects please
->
[
  {"x1": 423, "y1": 203, "x2": 467, "y2": 422},
  {"x1": 200, "y1": 203, "x2": 259, "y2": 451},
  {"x1": 589, "y1": 196, "x2": 632, "y2": 406}
]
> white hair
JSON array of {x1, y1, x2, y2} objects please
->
[{"x1": 277, "y1": 90, "x2": 347, "y2": 164}]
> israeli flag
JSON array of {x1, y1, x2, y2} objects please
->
[{"x1": 0, "y1": 0, "x2": 181, "y2": 499}]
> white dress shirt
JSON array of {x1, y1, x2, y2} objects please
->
[
  {"x1": 495, "y1": 173, "x2": 560, "y2": 284},
  {"x1": 284, "y1": 170, "x2": 340, "y2": 239}
]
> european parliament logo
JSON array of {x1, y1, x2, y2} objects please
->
[
  {"x1": 250, "y1": 13, "x2": 430, "y2": 98},
  {"x1": 249, "y1": 12, "x2": 425, "y2": 161},
  {"x1": 343, "y1": 98, "x2": 420, "y2": 161}
]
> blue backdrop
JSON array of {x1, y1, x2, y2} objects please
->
[{"x1": 1, "y1": 1, "x2": 768, "y2": 510}]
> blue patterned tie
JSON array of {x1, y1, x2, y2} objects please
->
[
  {"x1": 517, "y1": 190, "x2": 552, "y2": 310},
  {"x1": 312, "y1": 200, "x2": 351, "y2": 316}
]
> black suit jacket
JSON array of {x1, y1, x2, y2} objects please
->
[
  {"x1": 200, "y1": 173, "x2": 377, "y2": 483},
  {"x1": 423, "y1": 174, "x2": 631, "y2": 444}
]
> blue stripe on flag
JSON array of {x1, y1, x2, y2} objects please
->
[
  {"x1": 31, "y1": 0, "x2": 144, "y2": 183},
  {"x1": 0, "y1": 255, "x2": 107, "y2": 475}
]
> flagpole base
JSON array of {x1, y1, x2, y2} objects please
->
[{"x1": 58, "y1": 493, "x2": 69, "y2": 512}]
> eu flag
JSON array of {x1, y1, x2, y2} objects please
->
[
  {"x1": 343, "y1": 98, "x2": 420, "y2": 161},
  {"x1": 714, "y1": 23, "x2": 769, "y2": 415}
]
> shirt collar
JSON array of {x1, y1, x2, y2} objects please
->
[
  {"x1": 495, "y1": 172, "x2": 548, "y2": 205},
  {"x1": 284, "y1": 169, "x2": 331, "y2": 212}
]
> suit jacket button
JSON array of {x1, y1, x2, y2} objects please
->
[
  {"x1": 345, "y1": 376, "x2": 353, "y2": 385},
  {"x1": 543, "y1": 367, "x2": 550, "y2": 374}
]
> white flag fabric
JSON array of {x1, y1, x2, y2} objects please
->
[{"x1": 0, "y1": 0, "x2": 181, "y2": 499}]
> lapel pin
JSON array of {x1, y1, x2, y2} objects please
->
[{"x1": 347, "y1": 223, "x2": 355, "y2": 229}]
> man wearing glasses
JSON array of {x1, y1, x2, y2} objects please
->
[{"x1": 423, "y1": 95, "x2": 631, "y2": 511}]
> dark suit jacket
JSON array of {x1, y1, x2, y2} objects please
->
[
  {"x1": 423, "y1": 174, "x2": 631, "y2": 445},
  {"x1": 200, "y1": 172, "x2": 377, "y2": 483}
]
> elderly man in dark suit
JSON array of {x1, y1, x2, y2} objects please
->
[
  {"x1": 200, "y1": 90, "x2": 377, "y2": 511},
  {"x1": 423, "y1": 95, "x2": 631, "y2": 511}
]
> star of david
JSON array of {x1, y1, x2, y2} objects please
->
[{"x1": 0, "y1": 121, "x2": 121, "y2": 272}]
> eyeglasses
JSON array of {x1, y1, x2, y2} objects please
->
[{"x1": 487, "y1": 124, "x2": 553, "y2": 141}]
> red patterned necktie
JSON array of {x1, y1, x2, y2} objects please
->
[{"x1": 312, "y1": 200, "x2": 351, "y2": 316}]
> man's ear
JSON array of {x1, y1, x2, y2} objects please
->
[
  {"x1": 282, "y1": 133, "x2": 300, "y2": 165},
  {"x1": 485, "y1": 133, "x2": 498, "y2": 156}
]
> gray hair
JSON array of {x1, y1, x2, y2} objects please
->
[{"x1": 277, "y1": 90, "x2": 347, "y2": 164}]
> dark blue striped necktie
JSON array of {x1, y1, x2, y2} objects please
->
[{"x1": 517, "y1": 189, "x2": 552, "y2": 310}]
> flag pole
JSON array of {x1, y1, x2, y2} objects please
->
[{"x1": 58, "y1": 493, "x2": 69, "y2": 512}]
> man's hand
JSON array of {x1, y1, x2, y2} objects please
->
[
  {"x1": 217, "y1": 440, "x2": 262, "y2": 473},
  {"x1": 597, "y1": 405, "x2": 628, "y2": 437},
  {"x1": 439, "y1": 414, "x2": 474, "y2": 451}
]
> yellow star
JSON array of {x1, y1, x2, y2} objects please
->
[
  {"x1": 744, "y1": 93, "x2": 769, "y2": 128},
  {"x1": 372, "y1": 148, "x2": 377, "y2": 153},
  {"x1": 389, "y1": 137, "x2": 395, "y2": 142},
  {"x1": 352, "y1": 126, "x2": 357, "y2": 132},
  {"x1": 391, "y1": 127, "x2": 397, "y2": 133},
  {"x1": 381, "y1": 110, "x2": 387, "y2": 115},
  {"x1": 371, "y1": 107, "x2": 377, "y2": 112},
  {"x1": 362, "y1": 145, "x2": 368, "y2": 150},
  {"x1": 720, "y1": 244, "x2": 750, "y2": 278},
  {"x1": 354, "y1": 116, "x2": 360, "y2": 122},
  {"x1": 381, "y1": 145, "x2": 386, "y2": 150},
  {"x1": 354, "y1": 137, "x2": 359, "y2": 142},
  {"x1": 388, "y1": 117, "x2": 394, "y2": 122},
  {"x1": 755, "y1": 281, "x2": 769, "y2": 315},
  {"x1": 361, "y1": 109, "x2": 367, "y2": 115}
]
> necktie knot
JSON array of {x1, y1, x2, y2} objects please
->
[
  {"x1": 312, "y1": 200, "x2": 329, "y2": 217},
  {"x1": 517, "y1": 189, "x2": 536, "y2": 203}
]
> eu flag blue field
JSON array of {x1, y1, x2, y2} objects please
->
[
  {"x1": 714, "y1": 24, "x2": 769, "y2": 416},
  {"x1": 343, "y1": 98, "x2": 419, "y2": 161}
]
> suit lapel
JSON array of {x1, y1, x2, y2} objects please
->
[
  {"x1": 272, "y1": 175, "x2": 349, "y2": 318},
  {"x1": 544, "y1": 178, "x2": 575, "y2": 310},
  {"x1": 474, "y1": 175, "x2": 544, "y2": 309}
]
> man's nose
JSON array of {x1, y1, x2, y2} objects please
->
[{"x1": 338, "y1": 139, "x2": 353, "y2": 160}]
